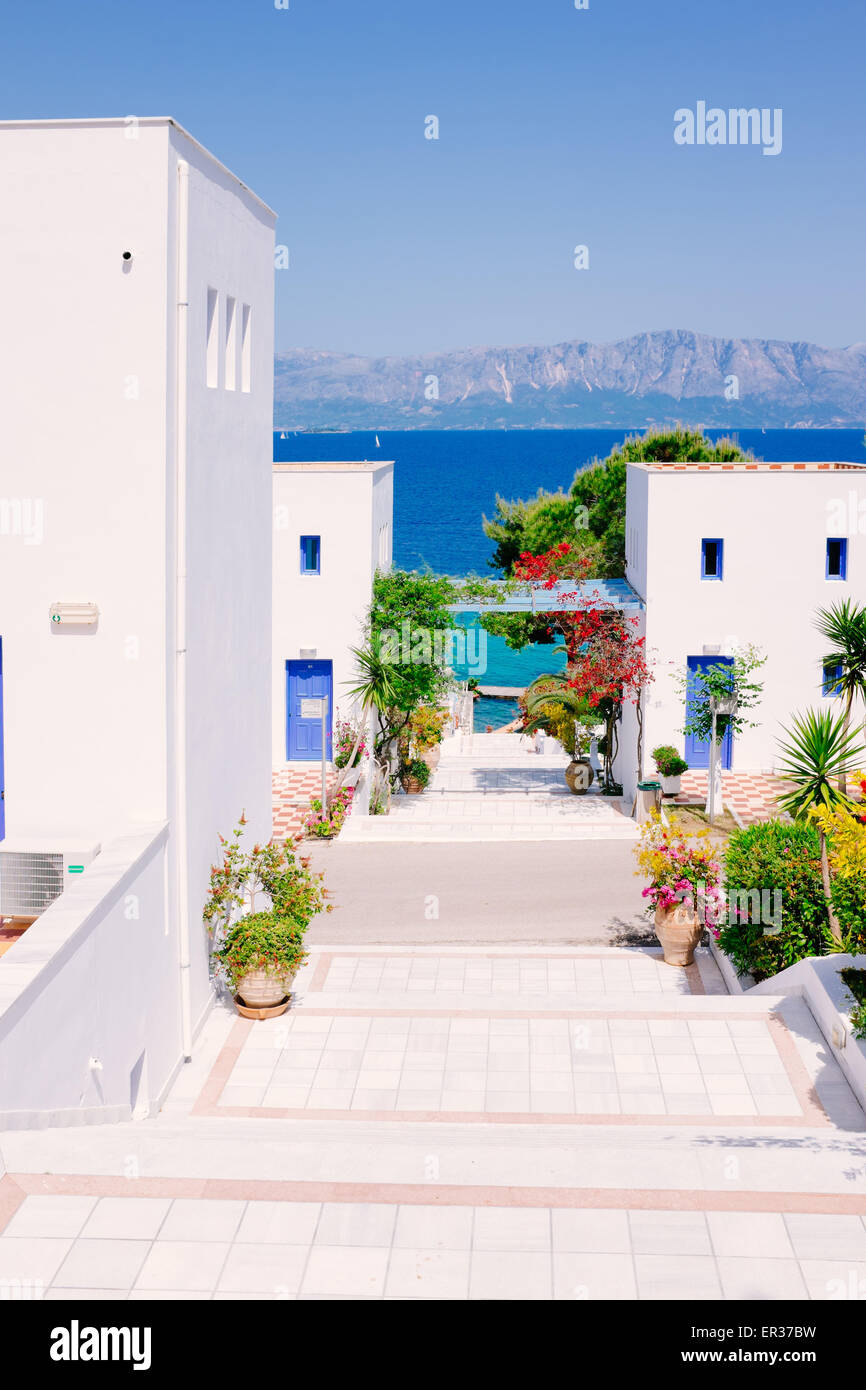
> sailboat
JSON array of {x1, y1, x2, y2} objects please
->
[{"x1": 375, "y1": 434, "x2": 381, "y2": 448}]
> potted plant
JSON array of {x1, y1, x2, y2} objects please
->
[
  {"x1": 521, "y1": 676, "x2": 597, "y2": 794},
  {"x1": 651, "y1": 745, "x2": 689, "y2": 796},
  {"x1": 634, "y1": 812, "x2": 724, "y2": 967},
  {"x1": 408, "y1": 704, "x2": 449, "y2": 771},
  {"x1": 401, "y1": 758, "x2": 430, "y2": 794},
  {"x1": 204, "y1": 817, "x2": 330, "y2": 1016},
  {"x1": 214, "y1": 911, "x2": 308, "y2": 1014}
]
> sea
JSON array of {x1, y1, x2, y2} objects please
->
[{"x1": 273, "y1": 429, "x2": 866, "y2": 728}]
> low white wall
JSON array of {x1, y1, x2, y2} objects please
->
[{"x1": 0, "y1": 824, "x2": 189, "y2": 1129}]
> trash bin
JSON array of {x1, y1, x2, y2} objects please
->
[{"x1": 635, "y1": 779, "x2": 662, "y2": 823}]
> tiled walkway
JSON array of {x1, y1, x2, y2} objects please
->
[
  {"x1": 1, "y1": 943, "x2": 864, "y2": 1300},
  {"x1": 673, "y1": 772, "x2": 789, "y2": 825},
  {"x1": 272, "y1": 766, "x2": 336, "y2": 842},
  {"x1": 341, "y1": 733, "x2": 637, "y2": 842},
  {"x1": 1, "y1": 1187, "x2": 864, "y2": 1300}
]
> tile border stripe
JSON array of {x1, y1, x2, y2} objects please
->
[{"x1": 2, "y1": 1173, "x2": 864, "y2": 1220}]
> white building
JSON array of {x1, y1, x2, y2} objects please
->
[
  {"x1": 0, "y1": 118, "x2": 275, "y2": 1124},
  {"x1": 272, "y1": 460, "x2": 393, "y2": 766},
  {"x1": 621, "y1": 459, "x2": 866, "y2": 796}
]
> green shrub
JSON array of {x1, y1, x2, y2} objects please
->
[
  {"x1": 841, "y1": 969, "x2": 866, "y2": 1040},
  {"x1": 832, "y1": 875, "x2": 866, "y2": 954},
  {"x1": 718, "y1": 821, "x2": 828, "y2": 980}
]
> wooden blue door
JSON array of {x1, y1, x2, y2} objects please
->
[
  {"x1": 286, "y1": 659, "x2": 333, "y2": 761},
  {"x1": 0, "y1": 638, "x2": 4, "y2": 840},
  {"x1": 685, "y1": 655, "x2": 733, "y2": 771}
]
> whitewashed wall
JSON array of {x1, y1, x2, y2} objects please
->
[
  {"x1": 0, "y1": 827, "x2": 178, "y2": 1126},
  {"x1": 627, "y1": 464, "x2": 866, "y2": 773},
  {"x1": 272, "y1": 461, "x2": 394, "y2": 764},
  {"x1": 0, "y1": 121, "x2": 172, "y2": 843},
  {"x1": 0, "y1": 119, "x2": 276, "y2": 1115},
  {"x1": 171, "y1": 125, "x2": 275, "y2": 1029}
]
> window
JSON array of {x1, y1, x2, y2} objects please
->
[
  {"x1": 823, "y1": 661, "x2": 844, "y2": 698},
  {"x1": 241, "y1": 304, "x2": 251, "y2": 392},
  {"x1": 224, "y1": 296, "x2": 237, "y2": 390},
  {"x1": 206, "y1": 288, "x2": 219, "y2": 388},
  {"x1": 300, "y1": 535, "x2": 321, "y2": 574},
  {"x1": 701, "y1": 538, "x2": 724, "y2": 580},
  {"x1": 826, "y1": 537, "x2": 847, "y2": 580}
]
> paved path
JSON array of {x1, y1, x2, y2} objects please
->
[
  {"x1": 1, "y1": 943, "x2": 864, "y2": 1301},
  {"x1": 306, "y1": 841, "x2": 650, "y2": 945},
  {"x1": 341, "y1": 732, "x2": 637, "y2": 843}
]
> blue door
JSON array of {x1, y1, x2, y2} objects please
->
[
  {"x1": 286, "y1": 659, "x2": 333, "y2": 761},
  {"x1": 684, "y1": 655, "x2": 733, "y2": 771},
  {"x1": 0, "y1": 638, "x2": 4, "y2": 841}
]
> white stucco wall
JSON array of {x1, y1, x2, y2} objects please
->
[
  {"x1": 0, "y1": 118, "x2": 276, "y2": 1116},
  {"x1": 171, "y1": 125, "x2": 275, "y2": 1027},
  {"x1": 627, "y1": 463, "x2": 866, "y2": 773},
  {"x1": 0, "y1": 121, "x2": 171, "y2": 842},
  {"x1": 272, "y1": 461, "x2": 394, "y2": 764},
  {"x1": 0, "y1": 826, "x2": 178, "y2": 1125}
]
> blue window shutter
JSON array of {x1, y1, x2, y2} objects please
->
[
  {"x1": 300, "y1": 535, "x2": 321, "y2": 574},
  {"x1": 823, "y1": 661, "x2": 844, "y2": 697}
]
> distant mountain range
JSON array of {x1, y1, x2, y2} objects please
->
[{"x1": 274, "y1": 329, "x2": 866, "y2": 430}]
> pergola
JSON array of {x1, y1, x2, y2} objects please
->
[{"x1": 447, "y1": 577, "x2": 645, "y2": 614}]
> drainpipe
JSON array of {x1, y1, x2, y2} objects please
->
[{"x1": 174, "y1": 158, "x2": 193, "y2": 1060}]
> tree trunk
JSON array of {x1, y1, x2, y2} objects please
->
[
  {"x1": 819, "y1": 828, "x2": 843, "y2": 946},
  {"x1": 838, "y1": 693, "x2": 853, "y2": 797}
]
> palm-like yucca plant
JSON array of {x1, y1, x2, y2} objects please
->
[
  {"x1": 815, "y1": 599, "x2": 866, "y2": 794},
  {"x1": 777, "y1": 709, "x2": 865, "y2": 944},
  {"x1": 523, "y1": 672, "x2": 601, "y2": 768},
  {"x1": 342, "y1": 639, "x2": 401, "y2": 782}
]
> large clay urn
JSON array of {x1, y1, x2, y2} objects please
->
[
  {"x1": 654, "y1": 903, "x2": 703, "y2": 967},
  {"x1": 564, "y1": 757, "x2": 594, "y2": 795}
]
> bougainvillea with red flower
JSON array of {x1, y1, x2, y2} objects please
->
[{"x1": 513, "y1": 542, "x2": 653, "y2": 784}]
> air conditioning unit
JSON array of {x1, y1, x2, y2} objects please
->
[{"x1": 0, "y1": 839, "x2": 101, "y2": 917}]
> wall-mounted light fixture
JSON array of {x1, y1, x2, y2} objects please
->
[{"x1": 50, "y1": 602, "x2": 100, "y2": 627}]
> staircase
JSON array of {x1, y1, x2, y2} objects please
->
[{"x1": 341, "y1": 731, "x2": 638, "y2": 842}]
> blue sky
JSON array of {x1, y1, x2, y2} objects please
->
[{"x1": 3, "y1": 0, "x2": 864, "y2": 356}]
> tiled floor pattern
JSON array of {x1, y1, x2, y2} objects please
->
[
  {"x1": 5, "y1": 944, "x2": 863, "y2": 1302},
  {"x1": 272, "y1": 767, "x2": 336, "y2": 842},
  {"x1": 210, "y1": 1010, "x2": 817, "y2": 1123},
  {"x1": 2, "y1": 1191, "x2": 865, "y2": 1300},
  {"x1": 673, "y1": 773, "x2": 789, "y2": 826},
  {"x1": 314, "y1": 952, "x2": 694, "y2": 998}
]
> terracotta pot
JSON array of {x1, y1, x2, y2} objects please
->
[
  {"x1": 564, "y1": 757, "x2": 594, "y2": 795},
  {"x1": 422, "y1": 746, "x2": 441, "y2": 770},
  {"x1": 401, "y1": 775, "x2": 426, "y2": 794},
  {"x1": 654, "y1": 904, "x2": 703, "y2": 967},
  {"x1": 235, "y1": 968, "x2": 296, "y2": 1010}
]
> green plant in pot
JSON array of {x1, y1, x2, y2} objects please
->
[
  {"x1": 204, "y1": 816, "x2": 330, "y2": 1015},
  {"x1": 652, "y1": 744, "x2": 689, "y2": 796},
  {"x1": 401, "y1": 757, "x2": 430, "y2": 794},
  {"x1": 214, "y1": 911, "x2": 308, "y2": 1010}
]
